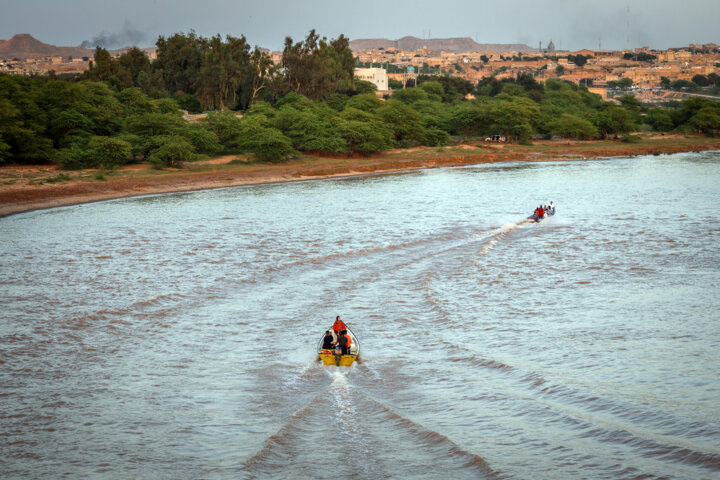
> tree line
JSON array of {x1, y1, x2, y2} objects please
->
[
  {"x1": 1, "y1": 30, "x2": 719, "y2": 168},
  {"x1": 83, "y1": 29, "x2": 357, "y2": 111}
]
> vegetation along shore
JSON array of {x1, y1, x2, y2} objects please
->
[
  {"x1": 2, "y1": 31, "x2": 719, "y2": 217},
  {"x1": 2, "y1": 136, "x2": 719, "y2": 218}
]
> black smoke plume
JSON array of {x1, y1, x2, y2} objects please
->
[{"x1": 81, "y1": 20, "x2": 147, "y2": 49}]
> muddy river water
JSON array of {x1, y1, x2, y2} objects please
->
[{"x1": 2, "y1": 151, "x2": 719, "y2": 479}]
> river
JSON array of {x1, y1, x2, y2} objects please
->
[{"x1": 1, "y1": 151, "x2": 719, "y2": 479}]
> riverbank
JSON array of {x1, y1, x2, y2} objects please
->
[{"x1": 1, "y1": 136, "x2": 719, "y2": 218}]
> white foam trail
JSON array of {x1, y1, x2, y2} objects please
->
[{"x1": 471, "y1": 221, "x2": 521, "y2": 263}]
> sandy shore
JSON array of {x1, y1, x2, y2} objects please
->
[{"x1": 2, "y1": 137, "x2": 719, "y2": 218}]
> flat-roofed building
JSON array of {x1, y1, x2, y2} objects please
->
[{"x1": 354, "y1": 67, "x2": 388, "y2": 91}]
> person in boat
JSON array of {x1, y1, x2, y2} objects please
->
[
  {"x1": 538, "y1": 205, "x2": 545, "y2": 219},
  {"x1": 322, "y1": 330, "x2": 335, "y2": 350},
  {"x1": 332, "y1": 316, "x2": 347, "y2": 343},
  {"x1": 337, "y1": 329, "x2": 351, "y2": 355},
  {"x1": 332, "y1": 316, "x2": 347, "y2": 334},
  {"x1": 548, "y1": 202, "x2": 555, "y2": 215}
]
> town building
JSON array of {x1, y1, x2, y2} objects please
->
[{"x1": 354, "y1": 67, "x2": 389, "y2": 91}]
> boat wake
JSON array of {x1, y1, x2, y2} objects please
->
[{"x1": 242, "y1": 368, "x2": 499, "y2": 479}]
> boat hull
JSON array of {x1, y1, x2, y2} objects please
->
[{"x1": 318, "y1": 350, "x2": 358, "y2": 366}]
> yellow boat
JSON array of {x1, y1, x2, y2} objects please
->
[{"x1": 317, "y1": 325, "x2": 360, "y2": 366}]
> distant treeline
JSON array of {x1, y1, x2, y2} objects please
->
[{"x1": 1, "y1": 30, "x2": 719, "y2": 168}]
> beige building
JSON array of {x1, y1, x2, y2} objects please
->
[{"x1": 354, "y1": 67, "x2": 389, "y2": 91}]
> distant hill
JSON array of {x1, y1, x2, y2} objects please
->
[
  {"x1": 350, "y1": 36, "x2": 536, "y2": 53},
  {"x1": 0, "y1": 34, "x2": 93, "y2": 59}
]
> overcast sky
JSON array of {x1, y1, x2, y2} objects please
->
[{"x1": 1, "y1": 0, "x2": 718, "y2": 52}]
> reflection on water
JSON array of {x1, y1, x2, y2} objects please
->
[{"x1": 2, "y1": 151, "x2": 719, "y2": 479}]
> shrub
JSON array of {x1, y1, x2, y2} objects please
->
[
  {"x1": 86, "y1": 137, "x2": 133, "y2": 169},
  {"x1": 53, "y1": 145, "x2": 88, "y2": 170},
  {"x1": 147, "y1": 136, "x2": 194, "y2": 168},
  {"x1": 152, "y1": 98, "x2": 182, "y2": 114},
  {"x1": 344, "y1": 93, "x2": 382, "y2": 112},
  {"x1": 198, "y1": 111, "x2": 244, "y2": 150},
  {"x1": 43, "y1": 173, "x2": 71, "y2": 183},
  {"x1": 124, "y1": 112, "x2": 188, "y2": 137},
  {"x1": 186, "y1": 124, "x2": 223, "y2": 154},
  {"x1": 237, "y1": 117, "x2": 294, "y2": 161}
]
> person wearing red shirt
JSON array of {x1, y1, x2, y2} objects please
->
[{"x1": 332, "y1": 316, "x2": 346, "y2": 334}]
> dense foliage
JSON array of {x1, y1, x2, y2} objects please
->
[{"x1": 1, "y1": 30, "x2": 719, "y2": 168}]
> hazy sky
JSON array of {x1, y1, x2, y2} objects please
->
[{"x1": 1, "y1": 0, "x2": 718, "y2": 51}]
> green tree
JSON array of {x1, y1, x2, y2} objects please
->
[
  {"x1": 124, "y1": 112, "x2": 188, "y2": 137},
  {"x1": 272, "y1": 105, "x2": 346, "y2": 153},
  {"x1": 197, "y1": 110, "x2": 245, "y2": 150},
  {"x1": 555, "y1": 65, "x2": 565, "y2": 76},
  {"x1": 118, "y1": 87, "x2": 156, "y2": 114},
  {"x1": 338, "y1": 108, "x2": 394, "y2": 154},
  {"x1": 281, "y1": 30, "x2": 355, "y2": 100},
  {"x1": 618, "y1": 78, "x2": 633, "y2": 89},
  {"x1": 636, "y1": 52, "x2": 657, "y2": 62},
  {"x1": 388, "y1": 79, "x2": 403, "y2": 90},
  {"x1": 568, "y1": 54, "x2": 588, "y2": 67},
  {"x1": 595, "y1": 105, "x2": 638, "y2": 138},
  {"x1": 475, "y1": 77, "x2": 503, "y2": 97},
  {"x1": 118, "y1": 47, "x2": 152, "y2": 86},
  {"x1": 351, "y1": 79, "x2": 377, "y2": 94},
  {"x1": 450, "y1": 101, "x2": 491, "y2": 137},
  {"x1": 185, "y1": 124, "x2": 223, "y2": 154},
  {"x1": 411, "y1": 99, "x2": 452, "y2": 134},
  {"x1": 49, "y1": 109, "x2": 94, "y2": 147},
  {"x1": 689, "y1": 106, "x2": 720, "y2": 134},
  {"x1": 549, "y1": 113, "x2": 599, "y2": 142},
  {"x1": 147, "y1": 136, "x2": 194, "y2": 168},
  {"x1": 155, "y1": 31, "x2": 208, "y2": 95},
  {"x1": 325, "y1": 93, "x2": 349, "y2": 111},
  {"x1": 488, "y1": 96, "x2": 540, "y2": 142},
  {"x1": 0, "y1": 76, "x2": 52, "y2": 162},
  {"x1": 420, "y1": 81, "x2": 444, "y2": 98},
  {"x1": 392, "y1": 87, "x2": 429, "y2": 104},
  {"x1": 671, "y1": 79, "x2": 699, "y2": 92},
  {"x1": 692, "y1": 74, "x2": 709, "y2": 87},
  {"x1": 86, "y1": 136, "x2": 133, "y2": 168},
  {"x1": 274, "y1": 91, "x2": 315, "y2": 111},
  {"x1": 344, "y1": 93, "x2": 382, "y2": 112},
  {"x1": 617, "y1": 94, "x2": 642, "y2": 111},
  {"x1": 237, "y1": 116, "x2": 294, "y2": 161},
  {"x1": 375, "y1": 99, "x2": 428, "y2": 147},
  {"x1": 501, "y1": 83, "x2": 527, "y2": 97},
  {"x1": 242, "y1": 47, "x2": 277, "y2": 108},
  {"x1": 174, "y1": 93, "x2": 202, "y2": 113},
  {"x1": 53, "y1": 144, "x2": 89, "y2": 170},
  {"x1": 538, "y1": 79, "x2": 602, "y2": 136},
  {"x1": 194, "y1": 34, "x2": 252, "y2": 110},
  {"x1": 150, "y1": 97, "x2": 180, "y2": 114},
  {"x1": 646, "y1": 109, "x2": 674, "y2": 131}
]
